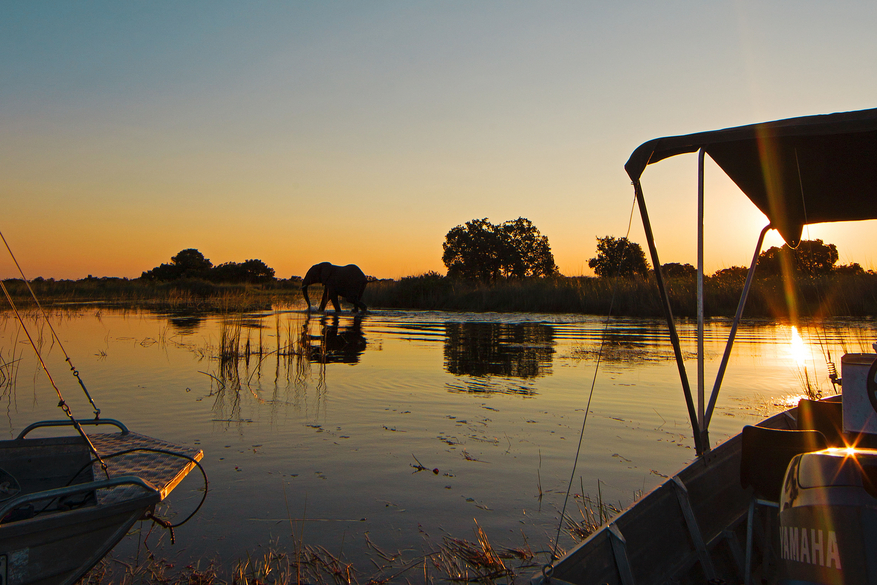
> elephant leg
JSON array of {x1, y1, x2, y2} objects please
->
[
  {"x1": 330, "y1": 294, "x2": 342, "y2": 313},
  {"x1": 354, "y1": 281, "x2": 368, "y2": 312},
  {"x1": 349, "y1": 296, "x2": 367, "y2": 313},
  {"x1": 303, "y1": 287, "x2": 313, "y2": 312},
  {"x1": 319, "y1": 288, "x2": 329, "y2": 311}
]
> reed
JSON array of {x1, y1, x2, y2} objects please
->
[
  {"x1": 6, "y1": 270, "x2": 877, "y2": 317},
  {"x1": 365, "y1": 271, "x2": 877, "y2": 318},
  {"x1": 86, "y1": 518, "x2": 542, "y2": 585},
  {"x1": 0, "y1": 278, "x2": 305, "y2": 313}
]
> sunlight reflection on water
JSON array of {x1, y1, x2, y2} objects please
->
[{"x1": 0, "y1": 308, "x2": 873, "y2": 580}]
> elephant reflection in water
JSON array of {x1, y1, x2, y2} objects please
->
[
  {"x1": 302, "y1": 314, "x2": 367, "y2": 364},
  {"x1": 301, "y1": 262, "x2": 368, "y2": 313}
]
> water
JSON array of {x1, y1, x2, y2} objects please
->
[{"x1": 1, "y1": 307, "x2": 872, "y2": 580}]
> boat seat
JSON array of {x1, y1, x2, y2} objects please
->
[
  {"x1": 797, "y1": 398, "x2": 845, "y2": 447},
  {"x1": 740, "y1": 425, "x2": 828, "y2": 501},
  {"x1": 740, "y1": 425, "x2": 828, "y2": 585}
]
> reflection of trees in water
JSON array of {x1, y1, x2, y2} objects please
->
[
  {"x1": 444, "y1": 322, "x2": 554, "y2": 380},
  {"x1": 167, "y1": 314, "x2": 205, "y2": 334},
  {"x1": 205, "y1": 313, "x2": 367, "y2": 425}
]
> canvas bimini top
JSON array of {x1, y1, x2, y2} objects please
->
[{"x1": 625, "y1": 107, "x2": 877, "y2": 246}]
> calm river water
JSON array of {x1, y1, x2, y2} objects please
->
[{"x1": 1, "y1": 307, "x2": 873, "y2": 581}]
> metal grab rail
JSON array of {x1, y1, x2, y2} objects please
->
[
  {"x1": 0, "y1": 475, "x2": 158, "y2": 521},
  {"x1": 16, "y1": 418, "x2": 129, "y2": 440}
]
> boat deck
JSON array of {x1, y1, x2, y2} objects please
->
[{"x1": 89, "y1": 431, "x2": 204, "y2": 504}]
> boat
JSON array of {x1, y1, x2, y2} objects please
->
[
  {"x1": 0, "y1": 262, "x2": 206, "y2": 584},
  {"x1": 532, "y1": 108, "x2": 877, "y2": 585}
]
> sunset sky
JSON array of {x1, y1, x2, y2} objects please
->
[{"x1": 3, "y1": 2, "x2": 877, "y2": 280}]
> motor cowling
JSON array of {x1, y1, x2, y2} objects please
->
[{"x1": 779, "y1": 448, "x2": 877, "y2": 584}]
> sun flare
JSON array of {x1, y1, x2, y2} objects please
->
[{"x1": 790, "y1": 326, "x2": 808, "y2": 366}]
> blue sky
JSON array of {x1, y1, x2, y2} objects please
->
[{"x1": 3, "y1": 2, "x2": 877, "y2": 279}]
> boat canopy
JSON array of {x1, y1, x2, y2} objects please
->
[{"x1": 625, "y1": 107, "x2": 877, "y2": 246}]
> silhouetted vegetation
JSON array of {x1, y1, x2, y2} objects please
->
[
  {"x1": 0, "y1": 276, "x2": 302, "y2": 312},
  {"x1": 442, "y1": 217, "x2": 558, "y2": 280},
  {"x1": 364, "y1": 269, "x2": 877, "y2": 318},
  {"x1": 756, "y1": 239, "x2": 838, "y2": 276},
  {"x1": 141, "y1": 248, "x2": 275, "y2": 283},
  {"x1": 588, "y1": 236, "x2": 650, "y2": 278},
  {"x1": 661, "y1": 262, "x2": 697, "y2": 278},
  {"x1": 5, "y1": 269, "x2": 877, "y2": 318},
  {"x1": 5, "y1": 240, "x2": 877, "y2": 318}
]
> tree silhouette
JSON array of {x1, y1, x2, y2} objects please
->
[
  {"x1": 588, "y1": 236, "x2": 650, "y2": 278},
  {"x1": 499, "y1": 217, "x2": 559, "y2": 277},
  {"x1": 711, "y1": 266, "x2": 749, "y2": 283},
  {"x1": 661, "y1": 262, "x2": 696, "y2": 278},
  {"x1": 756, "y1": 239, "x2": 838, "y2": 276},
  {"x1": 443, "y1": 217, "x2": 558, "y2": 280},
  {"x1": 443, "y1": 218, "x2": 503, "y2": 280},
  {"x1": 211, "y1": 259, "x2": 275, "y2": 283},
  {"x1": 141, "y1": 248, "x2": 213, "y2": 281},
  {"x1": 171, "y1": 249, "x2": 213, "y2": 277},
  {"x1": 141, "y1": 249, "x2": 276, "y2": 283}
]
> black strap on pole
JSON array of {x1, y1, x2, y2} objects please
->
[{"x1": 633, "y1": 180, "x2": 704, "y2": 455}]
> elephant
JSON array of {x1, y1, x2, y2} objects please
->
[{"x1": 301, "y1": 262, "x2": 368, "y2": 313}]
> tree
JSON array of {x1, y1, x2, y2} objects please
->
[
  {"x1": 140, "y1": 249, "x2": 277, "y2": 283},
  {"x1": 756, "y1": 239, "x2": 838, "y2": 276},
  {"x1": 443, "y1": 218, "x2": 504, "y2": 280},
  {"x1": 211, "y1": 259, "x2": 275, "y2": 283},
  {"x1": 498, "y1": 217, "x2": 559, "y2": 277},
  {"x1": 588, "y1": 236, "x2": 650, "y2": 278},
  {"x1": 711, "y1": 266, "x2": 749, "y2": 283},
  {"x1": 755, "y1": 246, "x2": 785, "y2": 275},
  {"x1": 661, "y1": 262, "x2": 696, "y2": 278},
  {"x1": 171, "y1": 249, "x2": 213, "y2": 277},
  {"x1": 442, "y1": 217, "x2": 558, "y2": 280},
  {"x1": 835, "y1": 262, "x2": 865, "y2": 275},
  {"x1": 794, "y1": 239, "x2": 838, "y2": 275},
  {"x1": 141, "y1": 248, "x2": 213, "y2": 281}
]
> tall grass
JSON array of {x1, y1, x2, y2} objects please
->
[
  {"x1": 5, "y1": 271, "x2": 877, "y2": 317},
  {"x1": 1, "y1": 277, "x2": 305, "y2": 312},
  {"x1": 365, "y1": 272, "x2": 877, "y2": 318}
]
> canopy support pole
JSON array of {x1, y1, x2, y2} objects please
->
[
  {"x1": 633, "y1": 180, "x2": 704, "y2": 455},
  {"x1": 704, "y1": 224, "x2": 769, "y2": 429},
  {"x1": 697, "y1": 149, "x2": 706, "y2": 451}
]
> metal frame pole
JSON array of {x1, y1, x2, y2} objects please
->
[
  {"x1": 704, "y1": 224, "x2": 770, "y2": 429},
  {"x1": 697, "y1": 149, "x2": 705, "y2": 448},
  {"x1": 633, "y1": 180, "x2": 704, "y2": 455}
]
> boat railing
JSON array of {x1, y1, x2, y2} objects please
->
[
  {"x1": 0, "y1": 474, "x2": 158, "y2": 521},
  {"x1": 16, "y1": 418, "x2": 130, "y2": 440}
]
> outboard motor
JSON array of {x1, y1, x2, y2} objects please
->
[
  {"x1": 778, "y1": 353, "x2": 877, "y2": 584},
  {"x1": 778, "y1": 447, "x2": 877, "y2": 584}
]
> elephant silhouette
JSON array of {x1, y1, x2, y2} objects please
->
[{"x1": 301, "y1": 262, "x2": 368, "y2": 313}]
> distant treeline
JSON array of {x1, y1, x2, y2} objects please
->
[
  {"x1": 364, "y1": 270, "x2": 877, "y2": 319},
  {"x1": 3, "y1": 270, "x2": 877, "y2": 318},
  {"x1": 4, "y1": 235, "x2": 877, "y2": 317},
  {"x1": 0, "y1": 276, "x2": 303, "y2": 312}
]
